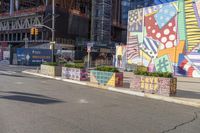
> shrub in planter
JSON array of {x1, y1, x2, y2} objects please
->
[
  {"x1": 62, "y1": 63, "x2": 88, "y2": 81},
  {"x1": 131, "y1": 69, "x2": 176, "y2": 96},
  {"x1": 40, "y1": 62, "x2": 61, "y2": 76},
  {"x1": 90, "y1": 66, "x2": 123, "y2": 87}
]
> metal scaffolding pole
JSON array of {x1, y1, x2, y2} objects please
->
[{"x1": 91, "y1": 0, "x2": 112, "y2": 45}]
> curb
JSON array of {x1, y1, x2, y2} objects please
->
[{"x1": 22, "y1": 70, "x2": 200, "y2": 108}]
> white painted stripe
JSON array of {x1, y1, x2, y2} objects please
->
[
  {"x1": 149, "y1": 39, "x2": 157, "y2": 52},
  {"x1": 193, "y1": 63, "x2": 200, "y2": 66},
  {"x1": 192, "y1": 70, "x2": 200, "y2": 78},
  {"x1": 108, "y1": 87, "x2": 145, "y2": 97},
  {"x1": 144, "y1": 38, "x2": 152, "y2": 50},
  {"x1": 62, "y1": 79, "x2": 87, "y2": 85},
  {"x1": 183, "y1": 62, "x2": 191, "y2": 71},
  {"x1": 187, "y1": 55, "x2": 200, "y2": 60}
]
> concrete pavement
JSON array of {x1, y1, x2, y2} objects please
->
[
  {"x1": 0, "y1": 67, "x2": 200, "y2": 133},
  {"x1": 23, "y1": 69, "x2": 200, "y2": 108}
]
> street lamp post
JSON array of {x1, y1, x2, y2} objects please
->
[{"x1": 52, "y1": 0, "x2": 55, "y2": 62}]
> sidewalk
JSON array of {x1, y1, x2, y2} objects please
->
[{"x1": 23, "y1": 69, "x2": 200, "y2": 108}]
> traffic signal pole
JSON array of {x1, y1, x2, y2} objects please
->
[{"x1": 32, "y1": 0, "x2": 56, "y2": 63}]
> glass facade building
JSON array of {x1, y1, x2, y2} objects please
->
[{"x1": 121, "y1": 0, "x2": 177, "y2": 26}]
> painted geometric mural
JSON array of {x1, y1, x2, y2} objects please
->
[{"x1": 126, "y1": 0, "x2": 200, "y2": 78}]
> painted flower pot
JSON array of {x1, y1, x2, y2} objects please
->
[
  {"x1": 40, "y1": 64, "x2": 61, "y2": 77},
  {"x1": 130, "y1": 75, "x2": 177, "y2": 96},
  {"x1": 62, "y1": 67, "x2": 88, "y2": 81},
  {"x1": 90, "y1": 70, "x2": 123, "y2": 87}
]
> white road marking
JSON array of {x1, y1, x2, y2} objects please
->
[
  {"x1": 15, "y1": 82, "x2": 24, "y2": 85},
  {"x1": 78, "y1": 99, "x2": 89, "y2": 104},
  {"x1": 41, "y1": 81, "x2": 47, "y2": 83}
]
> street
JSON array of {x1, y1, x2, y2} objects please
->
[{"x1": 0, "y1": 65, "x2": 200, "y2": 133}]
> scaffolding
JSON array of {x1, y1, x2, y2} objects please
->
[{"x1": 91, "y1": 0, "x2": 112, "y2": 45}]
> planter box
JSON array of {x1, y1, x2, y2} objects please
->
[
  {"x1": 62, "y1": 67, "x2": 88, "y2": 81},
  {"x1": 40, "y1": 64, "x2": 61, "y2": 77},
  {"x1": 130, "y1": 75, "x2": 177, "y2": 96},
  {"x1": 90, "y1": 70, "x2": 123, "y2": 87}
]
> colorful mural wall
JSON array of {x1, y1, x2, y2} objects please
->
[{"x1": 127, "y1": 0, "x2": 200, "y2": 78}]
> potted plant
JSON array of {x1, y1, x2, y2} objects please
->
[
  {"x1": 130, "y1": 67, "x2": 177, "y2": 96},
  {"x1": 40, "y1": 62, "x2": 61, "y2": 77},
  {"x1": 90, "y1": 66, "x2": 123, "y2": 87},
  {"x1": 62, "y1": 63, "x2": 88, "y2": 81}
]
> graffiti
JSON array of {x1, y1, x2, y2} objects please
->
[
  {"x1": 144, "y1": 12, "x2": 177, "y2": 49},
  {"x1": 154, "y1": 55, "x2": 173, "y2": 73},
  {"x1": 126, "y1": 0, "x2": 200, "y2": 78},
  {"x1": 62, "y1": 67, "x2": 88, "y2": 81},
  {"x1": 130, "y1": 75, "x2": 177, "y2": 96},
  {"x1": 90, "y1": 70, "x2": 123, "y2": 87},
  {"x1": 128, "y1": 9, "x2": 143, "y2": 32},
  {"x1": 141, "y1": 76, "x2": 159, "y2": 92},
  {"x1": 127, "y1": 35, "x2": 140, "y2": 60}
]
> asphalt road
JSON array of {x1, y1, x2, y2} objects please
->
[{"x1": 0, "y1": 65, "x2": 200, "y2": 133}]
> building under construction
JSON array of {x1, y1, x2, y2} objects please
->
[
  {"x1": 0, "y1": 0, "x2": 127, "y2": 64},
  {"x1": 0, "y1": 0, "x2": 126, "y2": 47},
  {"x1": 0, "y1": 0, "x2": 176, "y2": 64}
]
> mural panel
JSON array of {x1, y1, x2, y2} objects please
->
[{"x1": 126, "y1": 0, "x2": 200, "y2": 78}]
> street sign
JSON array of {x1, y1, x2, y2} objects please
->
[
  {"x1": 87, "y1": 42, "x2": 94, "y2": 47},
  {"x1": 50, "y1": 41, "x2": 56, "y2": 44},
  {"x1": 17, "y1": 48, "x2": 52, "y2": 66},
  {"x1": 87, "y1": 46, "x2": 91, "y2": 52}
]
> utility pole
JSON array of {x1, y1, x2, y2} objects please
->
[{"x1": 52, "y1": 0, "x2": 55, "y2": 62}]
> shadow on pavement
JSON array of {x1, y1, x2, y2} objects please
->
[
  {"x1": 0, "y1": 91, "x2": 64, "y2": 104},
  {"x1": 178, "y1": 80, "x2": 200, "y2": 84},
  {"x1": 0, "y1": 73, "x2": 26, "y2": 78},
  {"x1": 176, "y1": 90, "x2": 200, "y2": 100}
]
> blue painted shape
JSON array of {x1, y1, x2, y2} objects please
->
[
  {"x1": 177, "y1": 54, "x2": 186, "y2": 76},
  {"x1": 143, "y1": 37, "x2": 159, "y2": 54},
  {"x1": 91, "y1": 70, "x2": 114, "y2": 85},
  {"x1": 17, "y1": 48, "x2": 52, "y2": 66},
  {"x1": 154, "y1": 3, "x2": 177, "y2": 29}
]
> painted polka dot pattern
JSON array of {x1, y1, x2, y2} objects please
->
[{"x1": 144, "y1": 14, "x2": 177, "y2": 49}]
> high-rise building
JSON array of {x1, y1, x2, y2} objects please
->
[
  {"x1": 0, "y1": 0, "x2": 177, "y2": 64},
  {"x1": 0, "y1": 0, "x2": 127, "y2": 48}
]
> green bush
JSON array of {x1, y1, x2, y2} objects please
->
[
  {"x1": 96, "y1": 66, "x2": 119, "y2": 72},
  {"x1": 64, "y1": 63, "x2": 84, "y2": 69},
  {"x1": 137, "y1": 65, "x2": 148, "y2": 72},
  {"x1": 42, "y1": 62, "x2": 58, "y2": 66},
  {"x1": 74, "y1": 60, "x2": 84, "y2": 63},
  {"x1": 134, "y1": 69, "x2": 173, "y2": 78},
  {"x1": 59, "y1": 61, "x2": 67, "y2": 65}
]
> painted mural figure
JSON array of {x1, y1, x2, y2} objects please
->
[{"x1": 125, "y1": 0, "x2": 200, "y2": 78}]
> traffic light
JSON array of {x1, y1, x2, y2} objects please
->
[
  {"x1": 31, "y1": 28, "x2": 35, "y2": 35},
  {"x1": 30, "y1": 28, "x2": 39, "y2": 35},
  {"x1": 35, "y1": 28, "x2": 39, "y2": 35}
]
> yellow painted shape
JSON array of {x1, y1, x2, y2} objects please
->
[
  {"x1": 172, "y1": 2, "x2": 178, "y2": 11},
  {"x1": 107, "y1": 74, "x2": 116, "y2": 86},
  {"x1": 158, "y1": 41, "x2": 185, "y2": 63},
  {"x1": 149, "y1": 77, "x2": 154, "y2": 90},
  {"x1": 141, "y1": 77, "x2": 145, "y2": 89},
  {"x1": 140, "y1": 50, "x2": 151, "y2": 62},
  {"x1": 144, "y1": 77, "x2": 149, "y2": 90},
  {"x1": 145, "y1": 11, "x2": 157, "y2": 17},
  {"x1": 154, "y1": 78, "x2": 159, "y2": 91}
]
